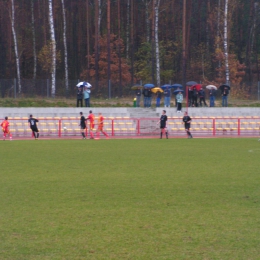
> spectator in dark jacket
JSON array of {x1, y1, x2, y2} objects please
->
[
  {"x1": 198, "y1": 88, "x2": 208, "y2": 107},
  {"x1": 209, "y1": 88, "x2": 216, "y2": 107},
  {"x1": 77, "y1": 87, "x2": 83, "y2": 107}
]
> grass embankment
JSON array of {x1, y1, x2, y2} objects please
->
[{"x1": 0, "y1": 138, "x2": 259, "y2": 259}]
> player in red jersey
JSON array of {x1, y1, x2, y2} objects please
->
[
  {"x1": 1, "y1": 117, "x2": 12, "y2": 141},
  {"x1": 86, "y1": 110, "x2": 95, "y2": 139},
  {"x1": 95, "y1": 112, "x2": 109, "y2": 139}
]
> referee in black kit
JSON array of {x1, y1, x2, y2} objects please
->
[
  {"x1": 28, "y1": 114, "x2": 39, "y2": 140},
  {"x1": 158, "y1": 110, "x2": 168, "y2": 139},
  {"x1": 79, "y1": 112, "x2": 87, "y2": 139},
  {"x1": 182, "y1": 111, "x2": 193, "y2": 138}
]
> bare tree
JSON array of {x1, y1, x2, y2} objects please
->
[
  {"x1": 31, "y1": 0, "x2": 37, "y2": 80},
  {"x1": 48, "y1": 0, "x2": 56, "y2": 97},
  {"x1": 182, "y1": 0, "x2": 187, "y2": 87},
  {"x1": 223, "y1": 0, "x2": 230, "y2": 83},
  {"x1": 154, "y1": 0, "x2": 161, "y2": 86},
  {"x1": 107, "y1": 0, "x2": 111, "y2": 97},
  {"x1": 61, "y1": 0, "x2": 69, "y2": 93},
  {"x1": 10, "y1": 0, "x2": 21, "y2": 93}
]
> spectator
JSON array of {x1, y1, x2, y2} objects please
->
[
  {"x1": 147, "y1": 88, "x2": 152, "y2": 107},
  {"x1": 198, "y1": 88, "x2": 208, "y2": 107},
  {"x1": 156, "y1": 91, "x2": 162, "y2": 107},
  {"x1": 188, "y1": 87, "x2": 193, "y2": 107},
  {"x1": 135, "y1": 87, "x2": 142, "y2": 107},
  {"x1": 164, "y1": 86, "x2": 171, "y2": 107},
  {"x1": 77, "y1": 87, "x2": 83, "y2": 107},
  {"x1": 222, "y1": 87, "x2": 229, "y2": 107},
  {"x1": 209, "y1": 87, "x2": 216, "y2": 107},
  {"x1": 84, "y1": 87, "x2": 91, "y2": 107},
  {"x1": 176, "y1": 91, "x2": 183, "y2": 113},
  {"x1": 192, "y1": 88, "x2": 198, "y2": 107},
  {"x1": 142, "y1": 87, "x2": 149, "y2": 107}
]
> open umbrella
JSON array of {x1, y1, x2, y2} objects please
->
[
  {"x1": 206, "y1": 85, "x2": 217, "y2": 90},
  {"x1": 144, "y1": 83, "x2": 155, "y2": 88},
  {"x1": 173, "y1": 89, "x2": 184, "y2": 95},
  {"x1": 151, "y1": 87, "x2": 163, "y2": 93},
  {"x1": 172, "y1": 83, "x2": 183, "y2": 89},
  {"x1": 192, "y1": 84, "x2": 202, "y2": 91},
  {"x1": 219, "y1": 84, "x2": 230, "y2": 91},
  {"x1": 131, "y1": 85, "x2": 143, "y2": 90},
  {"x1": 76, "y1": 81, "x2": 87, "y2": 87},
  {"x1": 186, "y1": 81, "x2": 197, "y2": 86},
  {"x1": 160, "y1": 84, "x2": 172, "y2": 89}
]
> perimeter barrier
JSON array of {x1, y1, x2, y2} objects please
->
[{"x1": 1, "y1": 116, "x2": 260, "y2": 138}]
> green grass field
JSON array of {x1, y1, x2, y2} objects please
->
[{"x1": 0, "y1": 138, "x2": 259, "y2": 259}]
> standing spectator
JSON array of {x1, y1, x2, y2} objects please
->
[
  {"x1": 164, "y1": 86, "x2": 171, "y2": 107},
  {"x1": 157, "y1": 110, "x2": 168, "y2": 139},
  {"x1": 156, "y1": 91, "x2": 162, "y2": 107},
  {"x1": 209, "y1": 87, "x2": 216, "y2": 107},
  {"x1": 84, "y1": 87, "x2": 90, "y2": 107},
  {"x1": 192, "y1": 88, "x2": 198, "y2": 107},
  {"x1": 1, "y1": 116, "x2": 12, "y2": 141},
  {"x1": 182, "y1": 112, "x2": 193, "y2": 138},
  {"x1": 147, "y1": 88, "x2": 152, "y2": 107},
  {"x1": 198, "y1": 88, "x2": 208, "y2": 107},
  {"x1": 222, "y1": 87, "x2": 229, "y2": 107},
  {"x1": 86, "y1": 110, "x2": 95, "y2": 139},
  {"x1": 79, "y1": 112, "x2": 86, "y2": 139},
  {"x1": 135, "y1": 87, "x2": 142, "y2": 107},
  {"x1": 188, "y1": 87, "x2": 193, "y2": 107},
  {"x1": 142, "y1": 87, "x2": 149, "y2": 107},
  {"x1": 176, "y1": 91, "x2": 183, "y2": 113},
  {"x1": 77, "y1": 87, "x2": 83, "y2": 107},
  {"x1": 96, "y1": 112, "x2": 109, "y2": 139},
  {"x1": 28, "y1": 114, "x2": 40, "y2": 140}
]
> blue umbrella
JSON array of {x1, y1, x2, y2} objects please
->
[
  {"x1": 172, "y1": 83, "x2": 183, "y2": 89},
  {"x1": 160, "y1": 84, "x2": 172, "y2": 89},
  {"x1": 144, "y1": 83, "x2": 155, "y2": 88},
  {"x1": 173, "y1": 89, "x2": 184, "y2": 95},
  {"x1": 186, "y1": 81, "x2": 197, "y2": 86}
]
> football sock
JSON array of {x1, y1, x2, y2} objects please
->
[
  {"x1": 96, "y1": 132, "x2": 100, "y2": 138},
  {"x1": 33, "y1": 132, "x2": 36, "y2": 138},
  {"x1": 37, "y1": 133, "x2": 39, "y2": 138},
  {"x1": 81, "y1": 132, "x2": 85, "y2": 138},
  {"x1": 166, "y1": 131, "x2": 168, "y2": 138},
  {"x1": 160, "y1": 132, "x2": 162, "y2": 138},
  {"x1": 103, "y1": 131, "x2": 108, "y2": 137},
  {"x1": 90, "y1": 132, "x2": 94, "y2": 138}
]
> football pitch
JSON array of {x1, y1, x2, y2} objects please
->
[{"x1": 0, "y1": 138, "x2": 259, "y2": 259}]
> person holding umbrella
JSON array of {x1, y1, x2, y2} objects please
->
[
  {"x1": 163, "y1": 86, "x2": 171, "y2": 107},
  {"x1": 198, "y1": 88, "x2": 208, "y2": 107},
  {"x1": 76, "y1": 87, "x2": 83, "y2": 107},
  {"x1": 135, "y1": 87, "x2": 142, "y2": 107}
]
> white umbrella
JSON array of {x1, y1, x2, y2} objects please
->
[
  {"x1": 86, "y1": 82, "x2": 92, "y2": 88},
  {"x1": 206, "y1": 85, "x2": 217, "y2": 90},
  {"x1": 76, "y1": 81, "x2": 87, "y2": 87}
]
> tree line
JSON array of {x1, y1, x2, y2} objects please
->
[{"x1": 0, "y1": 0, "x2": 259, "y2": 97}]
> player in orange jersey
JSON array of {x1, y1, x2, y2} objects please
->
[
  {"x1": 86, "y1": 110, "x2": 95, "y2": 139},
  {"x1": 95, "y1": 112, "x2": 109, "y2": 139},
  {"x1": 1, "y1": 116, "x2": 12, "y2": 141}
]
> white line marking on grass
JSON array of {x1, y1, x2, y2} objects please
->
[{"x1": 248, "y1": 149, "x2": 260, "y2": 153}]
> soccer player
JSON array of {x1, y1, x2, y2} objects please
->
[
  {"x1": 157, "y1": 110, "x2": 168, "y2": 139},
  {"x1": 1, "y1": 116, "x2": 12, "y2": 141},
  {"x1": 86, "y1": 110, "x2": 95, "y2": 139},
  {"x1": 79, "y1": 112, "x2": 86, "y2": 139},
  {"x1": 28, "y1": 114, "x2": 40, "y2": 139},
  {"x1": 182, "y1": 111, "x2": 193, "y2": 138},
  {"x1": 96, "y1": 112, "x2": 109, "y2": 139}
]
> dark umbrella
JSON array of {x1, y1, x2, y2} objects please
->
[
  {"x1": 144, "y1": 83, "x2": 155, "y2": 88},
  {"x1": 173, "y1": 89, "x2": 184, "y2": 95},
  {"x1": 186, "y1": 81, "x2": 197, "y2": 86},
  {"x1": 219, "y1": 84, "x2": 230, "y2": 92},
  {"x1": 160, "y1": 84, "x2": 172, "y2": 89},
  {"x1": 192, "y1": 84, "x2": 202, "y2": 91},
  {"x1": 172, "y1": 83, "x2": 183, "y2": 89}
]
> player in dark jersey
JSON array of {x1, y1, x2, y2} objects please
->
[
  {"x1": 79, "y1": 112, "x2": 86, "y2": 139},
  {"x1": 182, "y1": 111, "x2": 193, "y2": 138},
  {"x1": 28, "y1": 114, "x2": 39, "y2": 139},
  {"x1": 157, "y1": 110, "x2": 168, "y2": 139}
]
